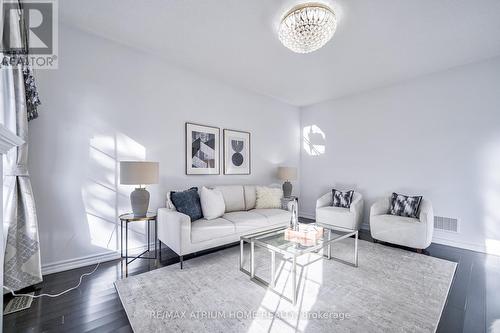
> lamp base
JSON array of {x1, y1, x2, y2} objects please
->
[
  {"x1": 283, "y1": 181, "x2": 293, "y2": 198},
  {"x1": 130, "y1": 188, "x2": 150, "y2": 217}
]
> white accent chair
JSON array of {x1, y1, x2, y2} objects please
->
[
  {"x1": 369, "y1": 197, "x2": 434, "y2": 251},
  {"x1": 315, "y1": 191, "x2": 364, "y2": 231}
]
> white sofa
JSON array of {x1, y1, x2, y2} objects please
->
[
  {"x1": 157, "y1": 185, "x2": 293, "y2": 268},
  {"x1": 370, "y1": 197, "x2": 434, "y2": 251},
  {"x1": 315, "y1": 191, "x2": 364, "y2": 231}
]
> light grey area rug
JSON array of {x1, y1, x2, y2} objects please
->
[{"x1": 115, "y1": 237, "x2": 456, "y2": 333}]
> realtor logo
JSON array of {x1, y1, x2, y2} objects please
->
[{"x1": 1, "y1": 0, "x2": 58, "y2": 69}]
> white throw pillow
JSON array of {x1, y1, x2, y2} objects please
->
[
  {"x1": 255, "y1": 186, "x2": 283, "y2": 209},
  {"x1": 166, "y1": 192, "x2": 177, "y2": 211},
  {"x1": 199, "y1": 187, "x2": 225, "y2": 220}
]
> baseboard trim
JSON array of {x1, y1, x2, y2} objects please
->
[
  {"x1": 41, "y1": 242, "x2": 159, "y2": 275},
  {"x1": 431, "y1": 235, "x2": 490, "y2": 254},
  {"x1": 42, "y1": 251, "x2": 120, "y2": 276}
]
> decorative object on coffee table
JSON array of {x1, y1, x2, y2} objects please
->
[
  {"x1": 223, "y1": 129, "x2": 250, "y2": 175},
  {"x1": 284, "y1": 223, "x2": 324, "y2": 246},
  {"x1": 186, "y1": 122, "x2": 220, "y2": 175},
  {"x1": 289, "y1": 197, "x2": 299, "y2": 230},
  {"x1": 120, "y1": 161, "x2": 159, "y2": 217},
  {"x1": 278, "y1": 166, "x2": 297, "y2": 197},
  {"x1": 281, "y1": 196, "x2": 298, "y2": 211}
]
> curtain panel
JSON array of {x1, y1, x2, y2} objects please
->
[{"x1": 1, "y1": 0, "x2": 42, "y2": 291}]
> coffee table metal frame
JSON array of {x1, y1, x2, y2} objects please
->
[{"x1": 239, "y1": 224, "x2": 358, "y2": 305}]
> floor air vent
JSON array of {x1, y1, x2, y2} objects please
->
[{"x1": 434, "y1": 216, "x2": 459, "y2": 233}]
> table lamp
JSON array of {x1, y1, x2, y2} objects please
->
[
  {"x1": 278, "y1": 166, "x2": 297, "y2": 198},
  {"x1": 120, "y1": 161, "x2": 159, "y2": 217}
]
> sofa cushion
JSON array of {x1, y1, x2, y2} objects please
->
[
  {"x1": 252, "y1": 208, "x2": 291, "y2": 225},
  {"x1": 170, "y1": 187, "x2": 203, "y2": 221},
  {"x1": 199, "y1": 187, "x2": 225, "y2": 220},
  {"x1": 316, "y1": 206, "x2": 356, "y2": 230},
  {"x1": 213, "y1": 185, "x2": 245, "y2": 212},
  {"x1": 191, "y1": 218, "x2": 235, "y2": 243},
  {"x1": 223, "y1": 211, "x2": 268, "y2": 232},
  {"x1": 243, "y1": 185, "x2": 257, "y2": 210},
  {"x1": 370, "y1": 214, "x2": 427, "y2": 249}
]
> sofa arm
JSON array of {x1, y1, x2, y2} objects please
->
[
  {"x1": 349, "y1": 193, "x2": 363, "y2": 213},
  {"x1": 316, "y1": 192, "x2": 332, "y2": 209},
  {"x1": 418, "y1": 199, "x2": 434, "y2": 247},
  {"x1": 350, "y1": 193, "x2": 364, "y2": 230},
  {"x1": 370, "y1": 197, "x2": 391, "y2": 217},
  {"x1": 157, "y1": 208, "x2": 191, "y2": 256}
]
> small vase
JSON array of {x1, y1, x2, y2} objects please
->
[{"x1": 289, "y1": 199, "x2": 299, "y2": 230}]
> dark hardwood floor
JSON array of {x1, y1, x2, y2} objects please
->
[{"x1": 4, "y1": 221, "x2": 500, "y2": 332}]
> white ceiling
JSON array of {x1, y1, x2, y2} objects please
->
[{"x1": 60, "y1": 0, "x2": 500, "y2": 106}]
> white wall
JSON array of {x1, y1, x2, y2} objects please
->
[
  {"x1": 300, "y1": 57, "x2": 500, "y2": 254},
  {"x1": 30, "y1": 25, "x2": 300, "y2": 273}
]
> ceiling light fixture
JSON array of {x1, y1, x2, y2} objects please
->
[{"x1": 278, "y1": 2, "x2": 337, "y2": 54}]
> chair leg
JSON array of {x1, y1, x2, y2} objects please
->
[
  {"x1": 159, "y1": 241, "x2": 162, "y2": 260},
  {"x1": 180, "y1": 255, "x2": 183, "y2": 269}
]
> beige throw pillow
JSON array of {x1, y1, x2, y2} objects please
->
[{"x1": 255, "y1": 186, "x2": 283, "y2": 209}]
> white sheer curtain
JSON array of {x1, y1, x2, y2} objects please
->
[{"x1": 1, "y1": 0, "x2": 42, "y2": 291}]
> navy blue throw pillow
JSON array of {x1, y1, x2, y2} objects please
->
[
  {"x1": 170, "y1": 187, "x2": 203, "y2": 221},
  {"x1": 388, "y1": 192, "x2": 422, "y2": 218}
]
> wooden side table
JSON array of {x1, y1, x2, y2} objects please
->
[{"x1": 119, "y1": 212, "x2": 158, "y2": 265}]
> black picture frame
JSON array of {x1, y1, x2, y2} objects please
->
[
  {"x1": 223, "y1": 129, "x2": 251, "y2": 175},
  {"x1": 185, "y1": 122, "x2": 220, "y2": 175}
]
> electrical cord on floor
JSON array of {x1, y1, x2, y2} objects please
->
[{"x1": 3, "y1": 262, "x2": 100, "y2": 298}]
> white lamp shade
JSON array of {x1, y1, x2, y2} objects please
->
[
  {"x1": 277, "y1": 166, "x2": 297, "y2": 181},
  {"x1": 120, "y1": 161, "x2": 159, "y2": 185}
]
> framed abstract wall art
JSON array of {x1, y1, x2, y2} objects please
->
[
  {"x1": 223, "y1": 129, "x2": 250, "y2": 175},
  {"x1": 185, "y1": 122, "x2": 220, "y2": 175}
]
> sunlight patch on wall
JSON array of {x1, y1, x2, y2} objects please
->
[
  {"x1": 82, "y1": 131, "x2": 146, "y2": 251},
  {"x1": 86, "y1": 214, "x2": 116, "y2": 249},
  {"x1": 303, "y1": 125, "x2": 326, "y2": 156},
  {"x1": 480, "y1": 138, "x2": 500, "y2": 256},
  {"x1": 490, "y1": 319, "x2": 500, "y2": 333},
  {"x1": 485, "y1": 239, "x2": 500, "y2": 257}
]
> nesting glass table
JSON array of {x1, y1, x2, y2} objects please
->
[{"x1": 240, "y1": 223, "x2": 358, "y2": 304}]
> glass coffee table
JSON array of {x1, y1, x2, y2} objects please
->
[{"x1": 239, "y1": 223, "x2": 358, "y2": 304}]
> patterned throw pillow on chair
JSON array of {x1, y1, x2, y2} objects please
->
[
  {"x1": 389, "y1": 192, "x2": 422, "y2": 218},
  {"x1": 332, "y1": 189, "x2": 354, "y2": 208}
]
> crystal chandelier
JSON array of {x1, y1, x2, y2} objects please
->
[{"x1": 278, "y1": 3, "x2": 337, "y2": 54}]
